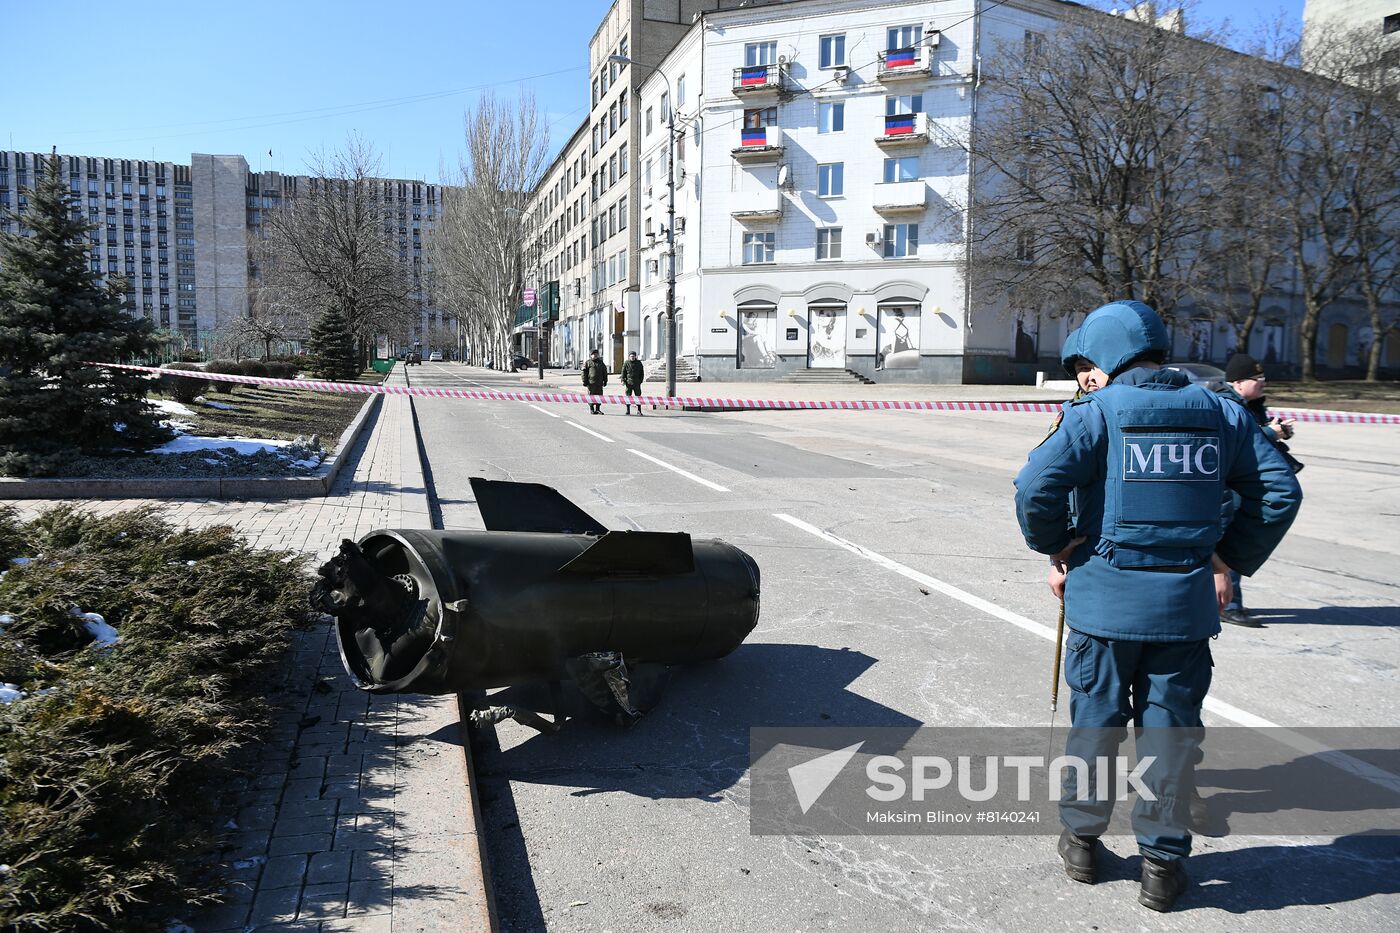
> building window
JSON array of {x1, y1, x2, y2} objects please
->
[
  {"x1": 817, "y1": 163, "x2": 844, "y2": 198},
  {"x1": 883, "y1": 156, "x2": 920, "y2": 182},
  {"x1": 618, "y1": 195, "x2": 627, "y2": 229},
  {"x1": 884, "y1": 223, "x2": 918, "y2": 258},
  {"x1": 1024, "y1": 30, "x2": 1047, "y2": 61},
  {"x1": 819, "y1": 34, "x2": 846, "y2": 68},
  {"x1": 646, "y1": 107, "x2": 654, "y2": 135},
  {"x1": 745, "y1": 41, "x2": 779, "y2": 67},
  {"x1": 818, "y1": 102, "x2": 845, "y2": 133},
  {"x1": 816, "y1": 228, "x2": 842, "y2": 260},
  {"x1": 1016, "y1": 231, "x2": 1035, "y2": 262},
  {"x1": 677, "y1": 75, "x2": 686, "y2": 108},
  {"x1": 619, "y1": 143, "x2": 628, "y2": 175},
  {"x1": 743, "y1": 231, "x2": 775, "y2": 264},
  {"x1": 743, "y1": 106, "x2": 778, "y2": 129},
  {"x1": 661, "y1": 91, "x2": 670, "y2": 122},
  {"x1": 887, "y1": 24, "x2": 922, "y2": 52},
  {"x1": 887, "y1": 94, "x2": 924, "y2": 116}
]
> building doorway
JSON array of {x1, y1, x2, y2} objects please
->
[
  {"x1": 738, "y1": 302, "x2": 777, "y2": 369},
  {"x1": 808, "y1": 304, "x2": 846, "y2": 368},
  {"x1": 1327, "y1": 322, "x2": 1349, "y2": 368}
]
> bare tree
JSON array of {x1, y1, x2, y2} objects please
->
[
  {"x1": 1299, "y1": 26, "x2": 1400, "y2": 380},
  {"x1": 968, "y1": 4, "x2": 1231, "y2": 327},
  {"x1": 1265, "y1": 27, "x2": 1400, "y2": 381},
  {"x1": 258, "y1": 135, "x2": 416, "y2": 369},
  {"x1": 1191, "y1": 34, "x2": 1299, "y2": 355},
  {"x1": 427, "y1": 92, "x2": 550, "y2": 367}
]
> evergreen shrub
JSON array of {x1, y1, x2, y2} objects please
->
[{"x1": 0, "y1": 506, "x2": 312, "y2": 930}]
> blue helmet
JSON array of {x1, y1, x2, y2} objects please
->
[
  {"x1": 1060, "y1": 327, "x2": 1084, "y2": 377},
  {"x1": 1066, "y1": 300, "x2": 1170, "y2": 378}
]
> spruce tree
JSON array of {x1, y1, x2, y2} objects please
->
[
  {"x1": 306, "y1": 305, "x2": 358, "y2": 381},
  {"x1": 0, "y1": 153, "x2": 171, "y2": 476}
]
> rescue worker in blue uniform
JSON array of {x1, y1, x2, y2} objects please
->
[{"x1": 1014, "y1": 301, "x2": 1302, "y2": 912}]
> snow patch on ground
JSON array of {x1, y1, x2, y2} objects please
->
[
  {"x1": 194, "y1": 396, "x2": 236, "y2": 411},
  {"x1": 149, "y1": 399, "x2": 195, "y2": 417},
  {"x1": 0, "y1": 684, "x2": 23, "y2": 704},
  {"x1": 70, "y1": 608, "x2": 119, "y2": 646},
  {"x1": 0, "y1": 613, "x2": 13, "y2": 628},
  {"x1": 154, "y1": 435, "x2": 298, "y2": 457}
]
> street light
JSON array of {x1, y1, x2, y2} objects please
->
[{"x1": 610, "y1": 53, "x2": 679, "y2": 401}]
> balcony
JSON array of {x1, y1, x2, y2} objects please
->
[
  {"x1": 877, "y1": 112, "x2": 931, "y2": 147},
  {"x1": 877, "y1": 44, "x2": 933, "y2": 81},
  {"x1": 732, "y1": 126, "x2": 784, "y2": 162},
  {"x1": 732, "y1": 63, "x2": 788, "y2": 97},
  {"x1": 732, "y1": 189, "x2": 784, "y2": 223},
  {"x1": 873, "y1": 180, "x2": 927, "y2": 214}
]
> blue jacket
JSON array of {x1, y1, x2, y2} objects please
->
[{"x1": 1014, "y1": 366, "x2": 1302, "y2": 641}]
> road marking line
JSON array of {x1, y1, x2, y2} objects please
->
[
  {"x1": 566, "y1": 420, "x2": 614, "y2": 443},
  {"x1": 529, "y1": 404, "x2": 561, "y2": 419},
  {"x1": 628, "y1": 448, "x2": 730, "y2": 492},
  {"x1": 772, "y1": 512, "x2": 1400, "y2": 795}
]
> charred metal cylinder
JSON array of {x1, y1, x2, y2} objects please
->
[{"x1": 316, "y1": 528, "x2": 761, "y2": 694}]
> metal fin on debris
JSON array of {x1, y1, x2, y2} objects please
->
[{"x1": 469, "y1": 477, "x2": 609, "y2": 536}]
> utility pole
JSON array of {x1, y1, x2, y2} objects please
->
[{"x1": 664, "y1": 101, "x2": 678, "y2": 401}]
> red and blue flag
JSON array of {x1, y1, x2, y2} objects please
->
[
  {"x1": 886, "y1": 47, "x2": 917, "y2": 68},
  {"x1": 885, "y1": 114, "x2": 916, "y2": 136},
  {"x1": 741, "y1": 127, "x2": 769, "y2": 147},
  {"x1": 741, "y1": 66, "x2": 770, "y2": 86}
]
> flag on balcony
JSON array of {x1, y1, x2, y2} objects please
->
[
  {"x1": 741, "y1": 127, "x2": 769, "y2": 147},
  {"x1": 886, "y1": 47, "x2": 917, "y2": 67},
  {"x1": 740, "y1": 66, "x2": 770, "y2": 86},
  {"x1": 885, "y1": 114, "x2": 916, "y2": 136}
]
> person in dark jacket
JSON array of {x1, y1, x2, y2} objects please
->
[
  {"x1": 621, "y1": 351, "x2": 645, "y2": 416},
  {"x1": 1015, "y1": 301, "x2": 1302, "y2": 912},
  {"x1": 1215, "y1": 353, "x2": 1301, "y2": 626},
  {"x1": 583, "y1": 350, "x2": 609, "y2": 415}
]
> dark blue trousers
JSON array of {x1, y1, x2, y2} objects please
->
[{"x1": 1060, "y1": 630, "x2": 1212, "y2": 861}]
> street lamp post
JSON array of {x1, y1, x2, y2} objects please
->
[{"x1": 610, "y1": 53, "x2": 678, "y2": 401}]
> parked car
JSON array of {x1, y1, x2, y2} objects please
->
[
  {"x1": 1166, "y1": 362, "x2": 1227, "y2": 392},
  {"x1": 428, "y1": 350, "x2": 443, "y2": 362},
  {"x1": 510, "y1": 354, "x2": 531, "y2": 372},
  {"x1": 406, "y1": 351, "x2": 422, "y2": 365}
]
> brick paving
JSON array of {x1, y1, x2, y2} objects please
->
[{"x1": 7, "y1": 369, "x2": 489, "y2": 932}]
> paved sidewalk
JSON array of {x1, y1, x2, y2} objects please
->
[{"x1": 8, "y1": 369, "x2": 489, "y2": 932}]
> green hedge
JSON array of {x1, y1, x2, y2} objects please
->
[
  {"x1": 157, "y1": 363, "x2": 209, "y2": 403},
  {"x1": 0, "y1": 506, "x2": 312, "y2": 931}
]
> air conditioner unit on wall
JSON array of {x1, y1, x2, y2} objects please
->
[
  {"x1": 865, "y1": 231, "x2": 882, "y2": 246},
  {"x1": 832, "y1": 65, "x2": 850, "y2": 83},
  {"x1": 675, "y1": 217, "x2": 686, "y2": 232},
  {"x1": 927, "y1": 28, "x2": 942, "y2": 47}
]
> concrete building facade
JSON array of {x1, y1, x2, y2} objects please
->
[{"x1": 2, "y1": 149, "x2": 443, "y2": 355}]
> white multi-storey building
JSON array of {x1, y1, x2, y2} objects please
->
[{"x1": 529, "y1": 0, "x2": 1400, "y2": 383}]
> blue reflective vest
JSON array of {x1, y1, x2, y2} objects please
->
[{"x1": 1088, "y1": 383, "x2": 1225, "y2": 570}]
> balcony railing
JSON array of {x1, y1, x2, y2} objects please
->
[
  {"x1": 878, "y1": 112, "x2": 930, "y2": 145},
  {"x1": 873, "y1": 180, "x2": 927, "y2": 213},
  {"x1": 731, "y1": 189, "x2": 784, "y2": 223},
  {"x1": 732, "y1": 126, "x2": 784, "y2": 160},
  {"x1": 877, "y1": 46, "x2": 931, "y2": 80},
  {"x1": 732, "y1": 63, "x2": 786, "y2": 95}
]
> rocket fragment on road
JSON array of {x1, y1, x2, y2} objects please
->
[{"x1": 310, "y1": 477, "x2": 761, "y2": 730}]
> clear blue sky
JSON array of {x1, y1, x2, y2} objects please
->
[{"x1": 3, "y1": 0, "x2": 1303, "y2": 184}]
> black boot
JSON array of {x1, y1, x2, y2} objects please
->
[
  {"x1": 1220, "y1": 608, "x2": 1261, "y2": 628},
  {"x1": 1057, "y1": 830, "x2": 1097, "y2": 884},
  {"x1": 1139, "y1": 856, "x2": 1187, "y2": 912}
]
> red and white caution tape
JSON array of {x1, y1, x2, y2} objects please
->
[{"x1": 93, "y1": 363, "x2": 1400, "y2": 425}]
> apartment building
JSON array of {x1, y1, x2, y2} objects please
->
[
  {"x1": 1, "y1": 149, "x2": 442, "y2": 354},
  {"x1": 1304, "y1": 0, "x2": 1400, "y2": 43},
  {"x1": 536, "y1": 0, "x2": 1399, "y2": 382},
  {"x1": 0, "y1": 151, "x2": 193, "y2": 339},
  {"x1": 524, "y1": 120, "x2": 591, "y2": 368}
]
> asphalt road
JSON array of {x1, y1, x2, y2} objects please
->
[{"x1": 408, "y1": 362, "x2": 1400, "y2": 932}]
